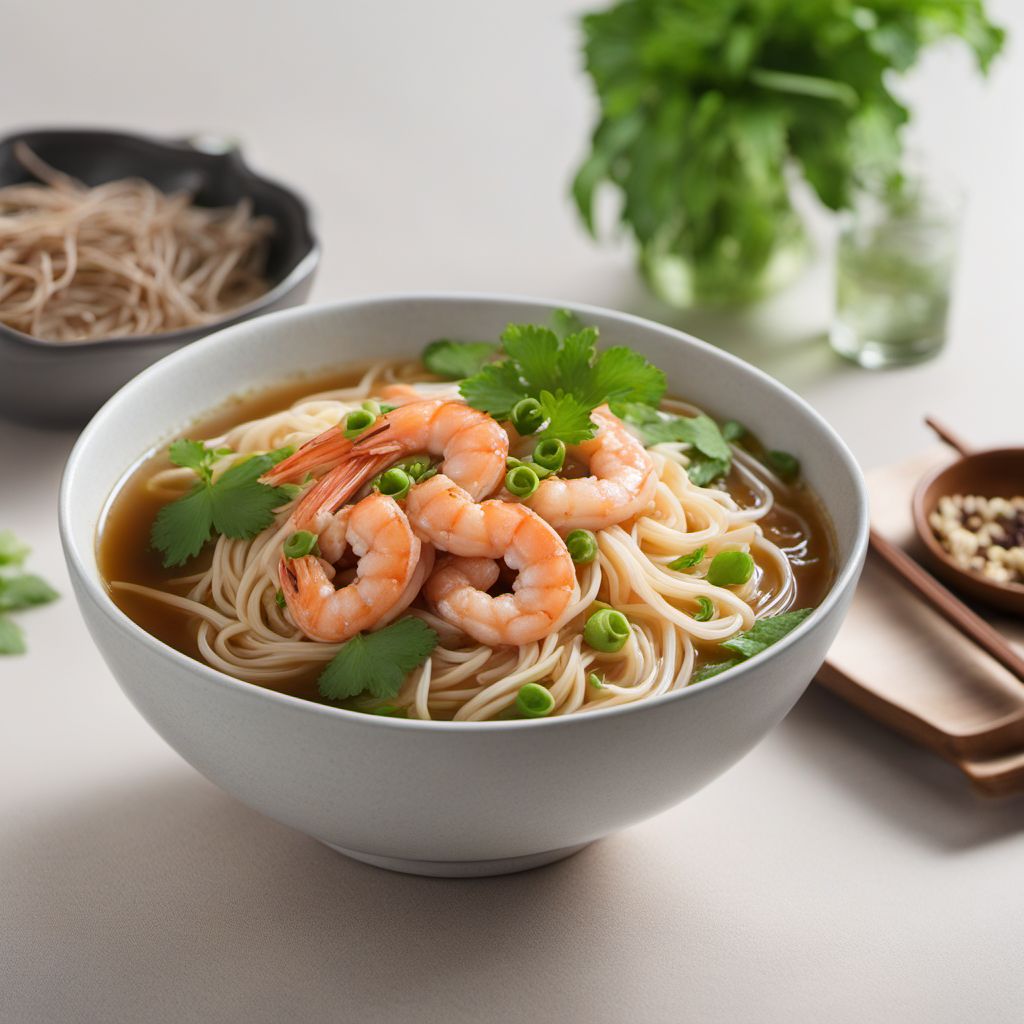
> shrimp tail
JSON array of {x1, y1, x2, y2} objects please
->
[{"x1": 292, "y1": 452, "x2": 394, "y2": 529}]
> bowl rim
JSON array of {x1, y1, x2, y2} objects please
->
[
  {"x1": 59, "y1": 291, "x2": 870, "y2": 732},
  {"x1": 0, "y1": 125, "x2": 321, "y2": 352},
  {"x1": 911, "y1": 447, "x2": 1024, "y2": 597}
]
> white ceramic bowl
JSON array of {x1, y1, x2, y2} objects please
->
[{"x1": 60, "y1": 294, "x2": 868, "y2": 877}]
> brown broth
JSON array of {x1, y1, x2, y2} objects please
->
[{"x1": 98, "y1": 369, "x2": 837, "y2": 701}]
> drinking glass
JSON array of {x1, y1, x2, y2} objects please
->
[{"x1": 830, "y1": 173, "x2": 962, "y2": 369}]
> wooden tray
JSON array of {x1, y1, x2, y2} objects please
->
[{"x1": 816, "y1": 449, "x2": 1024, "y2": 795}]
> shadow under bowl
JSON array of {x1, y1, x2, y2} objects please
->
[
  {"x1": 912, "y1": 448, "x2": 1024, "y2": 617},
  {"x1": 0, "y1": 127, "x2": 319, "y2": 427}
]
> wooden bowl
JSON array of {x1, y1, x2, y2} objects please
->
[{"x1": 912, "y1": 449, "x2": 1024, "y2": 616}]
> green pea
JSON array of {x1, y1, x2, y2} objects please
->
[
  {"x1": 565, "y1": 529, "x2": 598, "y2": 564},
  {"x1": 515, "y1": 682, "x2": 555, "y2": 718},
  {"x1": 283, "y1": 530, "x2": 319, "y2": 560},
  {"x1": 510, "y1": 397, "x2": 545, "y2": 436},
  {"x1": 533, "y1": 437, "x2": 566, "y2": 472},
  {"x1": 706, "y1": 550, "x2": 755, "y2": 587},
  {"x1": 374, "y1": 467, "x2": 412, "y2": 500},
  {"x1": 583, "y1": 608, "x2": 631, "y2": 652},
  {"x1": 505, "y1": 464, "x2": 540, "y2": 498},
  {"x1": 344, "y1": 408, "x2": 376, "y2": 439}
]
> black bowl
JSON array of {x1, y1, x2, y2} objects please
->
[{"x1": 0, "y1": 127, "x2": 319, "y2": 427}]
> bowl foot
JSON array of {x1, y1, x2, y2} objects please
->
[{"x1": 320, "y1": 840, "x2": 592, "y2": 878}]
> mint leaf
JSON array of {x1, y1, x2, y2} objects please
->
[
  {"x1": 0, "y1": 614, "x2": 25, "y2": 655},
  {"x1": 538, "y1": 390, "x2": 597, "y2": 445},
  {"x1": 422, "y1": 339, "x2": 496, "y2": 380},
  {"x1": 318, "y1": 617, "x2": 440, "y2": 701},
  {"x1": 0, "y1": 530, "x2": 30, "y2": 567},
  {"x1": 721, "y1": 609, "x2": 813, "y2": 660},
  {"x1": 0, "y1": 574, "x2": 59, "y2": 612}
]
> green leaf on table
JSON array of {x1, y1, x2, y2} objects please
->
[
  {"x1": 0, "y1": 574, "x2": 59, "y2": 612},
  {"x1": 0, "y1": 530, "x2": 30, "y2": 567},
  {"x1": 0, "y1": 614, "x2": 25, "y2": 655}
]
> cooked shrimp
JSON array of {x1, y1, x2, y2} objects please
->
[
  {"x1": 265, "y1": 399, "x2": 508, "y2": 509},
  {"x1": 279, "y1": 492, "x2": 421, "y2": 643},
  {"x1": 410, "y1": 474, "x2": 577, "y2": 645},
  {"x1": 378, "y1": 382, "x2": 460, "y2": 406},
  {"x1": 524, "y1": 405, "x2": 657, "y2": 531}
]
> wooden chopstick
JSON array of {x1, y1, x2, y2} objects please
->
[{"x1": 869, "y1": 527, "x2": 1024, "y2": 685}]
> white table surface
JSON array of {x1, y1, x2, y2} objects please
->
[{"x1": 3, "y1": 3, "x2": 1023, "y2": 1022}]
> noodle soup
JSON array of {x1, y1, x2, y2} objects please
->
[{"x1": 99, "y1": 321, "x2": 835, "y2": 723}]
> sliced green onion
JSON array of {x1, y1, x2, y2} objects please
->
[
  {"x1": 566, "y1": 529, "x2": 598, "y2": 564},
  {"x1": 510, "y1": 397, "x2": 545, "y2": 436},
  {"x1": 361, "y1": 399, "x2": 382, "y2": 416},
  {"x1": 515, "y1": 682, "x2": 555, "y2": 718},
  {"x1": 277, "y1": 482, "x2": 303, "y2": 501},
  {"x1": 379, "y1": 404, "x2": 396, "y2": 415},
  {"x1": 766, "y1": 450, "x2": 801, "y2": 484},
  {"x1": 506, "y1": 456, "x2": 551, "y2": 479},
  {"x1": 587, "y1": 672, "x2": 604, "y2": 689},
  {"x1": 275, "y1": 588, "x2": 286, "y2": 609},
  {"x1": 583, "y1": 608, "x2": 631, "y2": 652},
  {"x1": 668, "y1": 545, "x2": 706, "y2": 571},
  {"x1": 374, "y1": 467, "x2": 412, "y2": 500},
  {"x1": 344, "y1": 409, "x2": 376, "y2": 439},
  {"x1": 533, "y1": 437, "x2": 566, "y2": 472},
  {"x1": 416, "y1": 467, "x2": 438, "y2": 483},
  {"x1": 694, "y1": 596, "x2": 715, "y2": 622},
  {"x1": 367, "y1": 704, "x2": 407, "y2": 717},
  {"x1": 505, "y1": 464, "x2": 540, "y2": 498},
  {"x1": 707, "y1": 550, "x2": 755, "y2": 587},
  {"x1": 283, "y1": 530, "x2": 319, "y2": 560}
]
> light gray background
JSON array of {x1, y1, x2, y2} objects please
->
[{"x1": 2, "y1": 2, "x2": 1022, "y2": 1022}]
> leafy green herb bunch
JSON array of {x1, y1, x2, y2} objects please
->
[{"x1": 573, "y1": 0, "x2": 1004, "y2": 305}]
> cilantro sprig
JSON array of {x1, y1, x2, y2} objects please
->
[
  {"x1": 318, "y1": 617, "x2": 439, "y2": 702},
  {"x1": 150, "y1": 443, "x2": 296, "y2": 568},
  {"x1": 0, "y1": 530, "x2": 59, "y2": 655},
  {"x1": 447, "y1": 314, "x2": 666, "y2": 446},
  {"x1": 692, "y1": 608, "x2": 813, "y2": 683}
]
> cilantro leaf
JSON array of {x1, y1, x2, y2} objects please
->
[
  {"x1": 0, "y1": 614, "x2": 26, "y2": 655},
  {"x1": 692, "y1": 659, "x2": 741, "y2": 683},
  {"x1": 0, "y1": 573, "x2": 59, "y2": 612},
  {"x1": 537, "y1": 391, "x2": 597, "y2": 445},
  {"x1": 151, "y1": 485, "x2": 216, "y2": 568},
  {"x1": 668, "y1": 546, "x2": 706, "y2": 571},
  {"x1": 151, "y1": 444, "x2": 295, "y2": 568},
  {"x1": 423, "y1": 339, "x2": 496, "y2": 380},
  {"x1": 685, "y1": 455, "x2": 731, "y2": 488},
  {"x1": 458, "y1": 314, "x2": 666, "y2": 447},
  {"x1": 458, "y1": 361, "x2": 526, "y2": 419},
  {"x1": 552, "y1": 308, "x2": 585, "y2": 339},
  {"x1": 318, "y1": 617, "x2": 440, "y2": 701},
  {"x1": 586, "y1": 346, "x2": 666, "y2": 407},
  {"x1": 0, "y1": 530, "x2": 30, "y2": 567},
  {"x1": 500, "y1": 324, "x2": 563, "y2": 393},
  {"x1": 721, "y1": 609, "x2": 813, "y2": 659},
  {"x1": 209, "y1": 450, "x2": 295, "y2": 540},
  {"x1": 638, "y1": 413, "x2": 731, "y2": 460}
]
